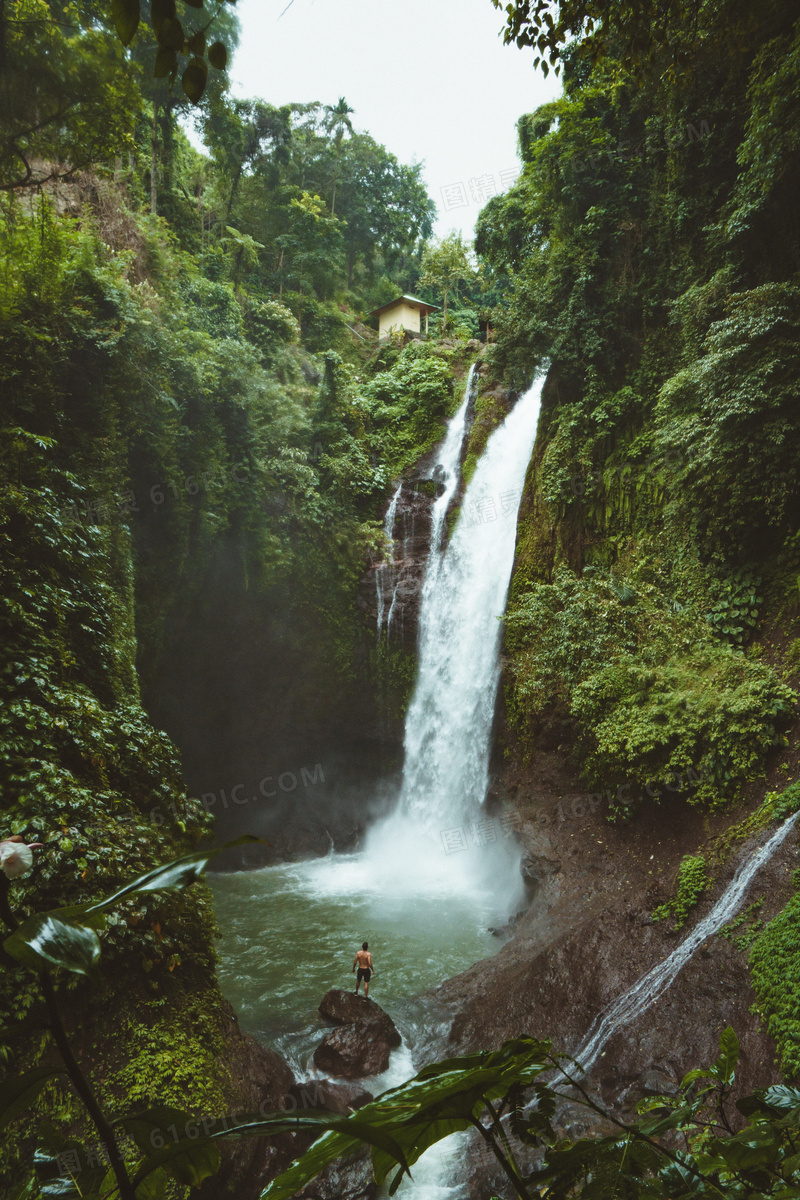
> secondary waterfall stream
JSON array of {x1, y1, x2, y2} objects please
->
[
  {"x1": 575, "y1": 811, "x2": 800, "y2": 1075},
  {"x1": 209, "y1": 369, "x2": 544, "y2": 1198}
]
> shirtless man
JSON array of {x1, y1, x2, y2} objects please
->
[{"x1": 352, "y1": 941, "x2": 376, "y2": 997}]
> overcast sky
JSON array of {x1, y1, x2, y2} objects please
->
[{"x1": 224, "y1": 0, "x2": 562, "y2": 239}]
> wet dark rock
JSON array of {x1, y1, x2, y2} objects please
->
[
  {"x1": 293, "y1": 1146, "x2": 378, "y2": 1199},
  {"x1": 313, "y1": 1019, "x2": 398, "y2": 1079},
  {"x1": 488, "y1": 910, "x2": 526, "y2": 938},
  {"x1": 195, "y1": 1002, "x2": 298, "y2": 1200},
  {"x1": 637, "y1": 1067, "x2": 679, "y2": 1096},
  {"x1": 318, "y1": 988, "x2": 401, "y2": 1046},
  {"x1": 286, "y1": 1078, "x2": 373, "y2": 1115},
  {"x1": 314, "y1": 989, "x2": 401, "y2": 1079},
  {"x1": 359, "y1": 483, "x2": 435, "y2": 655},
  {"x1": 521, "y1": 853, "x2": 561, "y2": 898}
]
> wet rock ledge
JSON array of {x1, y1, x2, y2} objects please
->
[{"x1": 314, "y1": 988, "x2": 402, "y2": 1079}]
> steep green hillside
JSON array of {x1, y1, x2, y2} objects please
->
[{"x1": 475, "y1": 0, "x2": 800, "y2": 1065}]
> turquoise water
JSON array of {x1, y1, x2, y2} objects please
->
[{"x1": 208, "y1": 852, "x2": 504, "y2": 1051}]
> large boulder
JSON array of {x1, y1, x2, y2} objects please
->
[
  {"x1": 313, "y1": 1020, "x2": 396, "y2": 1079},
  {"x1": 318, "y1": 989, "x2": 401, "y2": 1046},
  {"x1": 314, "y1": 989, "x2": 402, "y2": 1080}
]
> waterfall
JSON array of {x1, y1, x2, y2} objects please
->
[
  {"x1": 366, "y1": 374, "x2": 543, "y2": 902},
  {"x1": 398, "y1": 376, "x2": 540, "y2": 828},
  {"x1": 376, "y1": 364, "x2": 475, "y2": 642},
  {"x1": 376, "y1": 482, "x2": 403, "y2": 637},
  {"x1": 575, "y1": 812, "x2": 799, "y2": 1075},
  {"x1": 425, "y1": 363, "x2": 476, "y2": 559}
]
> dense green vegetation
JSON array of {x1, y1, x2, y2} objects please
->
[
  {"x1": 474, "y1": 0, "x2": 800, "y2": 1086},
  {"x1": 0, "y1": 1, "x2": 478, "y2": 1190},
  {"x1": 5, "y1": 0, "x2": 800, "y2": 1193},
  {"x1": 477, "y1": 0, "x2": 800, "y2": 827}
]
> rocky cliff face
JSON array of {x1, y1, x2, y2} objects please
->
[
  {"x1": 423, "y1": 718, "x2": 800, "y2": 1196},
  {"x1": 359, "y1": 479, "x2": 435, "y2": 661}
]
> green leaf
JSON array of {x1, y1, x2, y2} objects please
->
[
  {"x1": 150, "y1": 0, "x2": 175, "y2": 36},
  {"x1": 261, "y1": 1038, "x2": 551, "y2": 1199},
  {"x1": 738, "y1": 1084, "x2": 800, "y2": 1118},
  {"x1": 0, "y1": 1011, "x2": 51, "y2": 1043},
  {"x1": 259, "y1": 1129, "x2": 359, "y2": 1200},
  {"x1": 121, "y1": 1105, "x2": 199, "y2": 1153},
  {"x1": 130, "y1": 1111, "x2": 409, "y2": 1196},
  {"x1": 33, "y1": 1130, "x2": 112, "y2": 1198},
  {"x1": 154, "y1": 45, "x2": 178, "y2": 78},
  {"x1": 187, "y1": 30, "x2": 205, "y2": 55},
  {"x1": 158, "y1": 15, "x2": 185, "y2": 50},
  {"x1": 207, "y1": 41, "x2": 228, "y2": 69},
  {"x1": 713, "y1": 1025, "x2": 739, "y2": 1085},
  {"x1": 4, "y1": 913, "x2": 101, "y2": 976},
  {"x1": 111, "y1": 0, "x2": 140, "y2": 44},
  {"x1": 182, "y1": 56, "x2": 208, "y2": 103},
  {"x1": 0, "y1": 1067, "x2": 65, "y2": 1131},
  {"x1": 136, "y1": 1135, "x2": 220, "y2": 1187},
  {"x1": 85, "y1": 837, "x2": 263, "y2": 915}
]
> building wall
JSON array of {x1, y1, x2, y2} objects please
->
[{"x1": 378, "y1": 301, "x2": 422, "y2": 338}]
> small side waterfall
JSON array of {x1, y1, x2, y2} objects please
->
[
  {"x1": 375, "y1": 365, "x2": 475, "y2": 644},
  {"x1": 376, "y1": 482, "x2": 403, "y2": 637},
  {"x1": 425, "y1": 362, "x2": 476, "y2": 559},
  {"x1": 575, "y1": 812, "x2": 799, "y2": 1074}
]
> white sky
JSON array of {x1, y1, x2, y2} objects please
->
[{"x1": 224, "y1": 0, "x2": 562, "y2": 238}]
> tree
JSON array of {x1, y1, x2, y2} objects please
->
[
  {"x1": 201, "y1": 95, "x2": 293, "y2": 221},
  {"x1": 1, "y1": 0, "x2": 140, "y2": 189},
  {"x1": 322, "y1": 97, "x2": 355, "y2": 151},
  {"x1": 492, "y1": 0, "x2": 702, "y2": 78},
  {"x1": 322, "y1": 97, "x2": 354, "y2": 216},
  {"x1": 419, "y1": 233, "x2": 475, "y2": 333}
]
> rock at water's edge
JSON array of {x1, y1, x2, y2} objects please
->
[
  {"x1": 313, "y1": 1018, "x2": 396, "y2": 1079},
  {"x1": 318, "y1": 988, "x2": 401, "y2": 1045}
]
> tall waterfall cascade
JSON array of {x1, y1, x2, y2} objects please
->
[
  {"x1": 576, "y1": 811, "x2": 799, "y2": 1074},
  {"x1": 367, "y1": 373, "x2": 544, "y2": 904}
]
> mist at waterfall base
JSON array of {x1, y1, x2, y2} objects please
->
[{"x1": 208, "y1": 376, "x2": 544, "y2": 1197}]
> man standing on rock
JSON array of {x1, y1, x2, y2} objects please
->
[{"x1": 352, "y1": 941, "x2": 376, "y2": 997}]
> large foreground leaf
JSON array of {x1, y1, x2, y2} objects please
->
[
  {"x1": 261, "y1": 1036, "x2": 552, "y2": 1199},
  {"x1": 85, "y1": 836, "x2": 264, "y2": 913},
  {"x1": 129, "y1": 1109, "x2": 410, "y2": 1193},
  {"x1": 3, "y1": 839, "x2": 264, "y2": 975},
  {"x1": 4, "y1": 913, "x2": 102, "y2": 975}
]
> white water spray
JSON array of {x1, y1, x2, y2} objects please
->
[
  {"x1": 576, "y1": 812, "x2": 799, "y2": 1074},
  {"x1": 376, "y1": 482, "x2": 403, "y2": 636},
  {"x1": 367, "y1": 375, "x2": 543, "y2": 902},
  {"x1": 425, "y1": 364, "x2": 475, "y2": 559}
]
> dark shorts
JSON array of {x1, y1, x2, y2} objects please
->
[{"x1": 357, "y1": 968, "x2": 371, "y2": 982}]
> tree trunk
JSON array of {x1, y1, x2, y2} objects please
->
[
  {"x1": 226, "y1": 162, "x2": 244, "y2": 222},
  {"x1": 161, "y1": 99, "x2": 174, "y2": 197},
  {"x1": 442, "y1": 289, "x2": 448, "y2": 334},
  {"x1": 150, "y1": 102, "x2": 158, "y2": 214}
]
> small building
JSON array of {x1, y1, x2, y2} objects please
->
[{"x1": 368, "y1": 293, "x2": 439, "y2": 340}]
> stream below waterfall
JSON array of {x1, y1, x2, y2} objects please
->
[{"x1": 208, "y1": 371, "x2": 546, "y2": 1197}]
